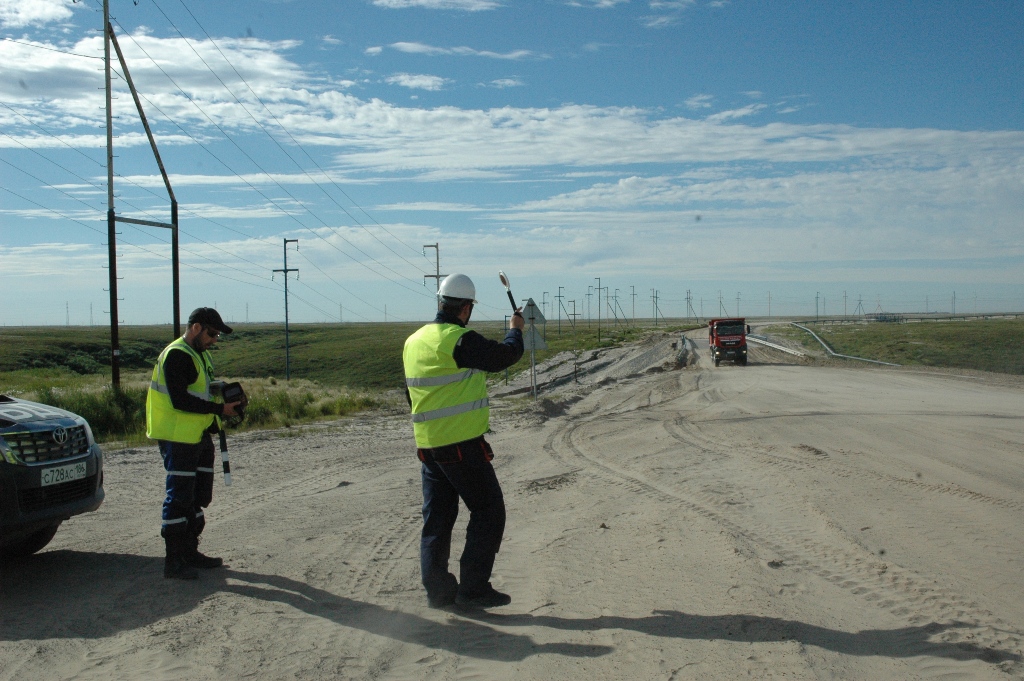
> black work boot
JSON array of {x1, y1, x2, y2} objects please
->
[
  {"x1": 184, "y1": 532, "x2": 223, "y2": 569},
  {"x1": 455, "y1": 584, "x2": 511, "y2": 609},
  {"x1": 163, "y1": 534, "x2": 199, "y2": 580}
]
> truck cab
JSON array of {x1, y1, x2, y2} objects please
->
[
  {"x1": 708, "y1": 318, "x2": 750, "y2": 366},
  {"x1": 0, "y1": 395, "x2": 104, "y2": 559}
]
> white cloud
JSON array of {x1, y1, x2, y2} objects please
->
[
  {"x1": 372, "y1": 0, "x2": 501, "y2": 9},
  {"x1": 642, "y1": 0, "x2": 696, "y2": 28},
  {"x1": 487, "y1": 77, "x2": 524, "y2": 88},
  {"x1": 375, "y1": 202, "x2": 483, "y2": 211},
  {"x1": 5, "y1": 28, "x2": 1024, "y2": 312},
  {"x1": 364, "y1": 46, "x2": 383, "y2": 56},
  {"x1": 649, "y1": 0, "x2": 695, "y2": 8},
  {"x1": 390, "y1": 41, "x2": 536, "y2": 59},
  {"x1": 705, "y1": 104, "x2": 766, "y2": 122},
  {"x1": 0, "y1": 0, "x2": 76, "y2": 29},
  {"x1": 386, "y1": 73, "x2": 450, "y2": 90},
  {"x1": 685, "y1": 94, "x2": 714, "y2": 110},
  {"x1": 567, "y1": 0, "x2": 630, "y2": 7},
  {"x1": 642, "y1": 15, "x2": 677, "y2": 28}
]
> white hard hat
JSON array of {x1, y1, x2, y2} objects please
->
[{"x1": 437, "y1": 273, "x2": 477, "y2": 303}]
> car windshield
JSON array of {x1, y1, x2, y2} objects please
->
[{"x1": 715, "y1": 324, "x2": 745, "y2": 336}]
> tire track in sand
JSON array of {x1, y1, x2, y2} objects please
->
[{"x1": 540, "y1": 411, "x2": 1023, "y2": 679}]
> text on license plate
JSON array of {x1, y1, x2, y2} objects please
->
[{"x1": 41, "y1": 461, "x2": 87, "y2": 487}]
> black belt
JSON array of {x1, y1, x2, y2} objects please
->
[{"x1": 418, "y1": 436, "x2": 492, "y2": 464}]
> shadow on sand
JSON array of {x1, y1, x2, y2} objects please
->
[
  {"x1": 0, "y1": 551, "x2": 609, "y2": 662},
  {"x1": 456, "y1": 608, "x2": 1020, "y2": 666},
  {"x1": 2, "y1": 550, "x2": 1018, "y2": 667}
]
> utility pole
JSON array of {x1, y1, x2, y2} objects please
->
[
  {"x1": 104, "y1": 6, "x2": 183, "y2": 385},
  {"x1": 631, "y1": 285, "x2": 637, "y2": 326},
  {"x1": 816, "y1": 291, "x2": 820, "y2": 322},
  {"x1": 556, "y1": 286, "x2": 564, "y2": 335},
  {"x1": 595, "y1": 277, "x2": 602, "y2": 343},
  {"x1": 767, "y1": 291, "x2": 771, "y2": 320},
  {"x1": 651, "y1": 289, "x2": 657, "y2": 327},
  {"x1": 422, "y1": 243, "x2": 445, "y2": 292},
  {"x1": 844, "y1": 290, "x2": 848, "y2": 318},
  {"x1": 104, "y1": 0, "x2": 120, "y2": 387},
  {"x1": 273, "y1": 238, "x2": 299, "y2": 380},
  {"x1": 736, "y1": 292, "x2": 740, "y2": 317},
  {"x1": 952, "y1": 291, "x2": 956, "y2": 315},
  {"x1": 586, "y1": 287, "x2": 593, "y2": 326}
]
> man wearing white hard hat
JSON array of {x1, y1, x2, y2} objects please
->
[{"x1": 403, "y1": 273, "x2": 524, "y2": 609}]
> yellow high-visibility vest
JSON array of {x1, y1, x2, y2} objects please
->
[
  {"x1": 146, "y1": 337, "x2": 216, "y2": 444},
  {"x1": 403, "y1": 323, "x2": 489, "y2": 449}
]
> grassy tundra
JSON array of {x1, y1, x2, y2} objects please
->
[
  {"x1": 0, "y1": 319, "x2": 671, "y2": 442},
  {"x1": 6, "y1": 317, "x2": 1018, "y2": 442},
  {"x1": 765, "y1": 317, "x2": 1024, "y2": 375}
]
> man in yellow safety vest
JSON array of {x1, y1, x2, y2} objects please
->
[
  {"x1": 147, "y1": 307, "x2": 240, "y2": 579},
  {"x1": 403, "y1": 273, "x2": 524, "y2": 609}
]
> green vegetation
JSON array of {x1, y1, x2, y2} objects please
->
[
  {"x1": 0, "y1": 319, "x2": 689, "y2": 442},
  {"x1": 6, "y1": 317, "x2": 1019, "y2": 443},
  {"x1": 33, "y1": 384, "x2": 148, "y2": 442},
  {"x1": 765, "y1": 317, "x2": 1024, "y2": 374}
]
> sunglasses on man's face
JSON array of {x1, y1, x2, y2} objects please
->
[{"x1": 204, "y1": 327, "x2": 221, "y2": 340}]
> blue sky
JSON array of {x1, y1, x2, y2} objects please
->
[{"x1": 2, "y1": 0, "x2": 1023, "y2": 325}]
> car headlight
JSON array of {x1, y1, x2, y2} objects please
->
[
  {"x1": 0, "y1": 438, "x2": 16, "y2": 464},
  {"x1": 78, "y1": 417, "x2": 96, "y2": 446}
]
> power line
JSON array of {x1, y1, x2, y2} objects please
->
[
  {"x1": 1, "y1": 37, "x2": 103, "y2": 60},
  {"x1": 0, "y1": 184, "x2": 281, "y2": 293},
  {"x1": 107, "y1": 15, "x2": 432, "y2": 295},
  {"x1": 166, "y1": 0, "x2": 431, "y2": 267}
]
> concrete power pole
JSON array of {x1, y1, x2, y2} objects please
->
[
  {"x1": 273, "y1": 238, "x2": 299, "y2": 380},
  {"x1": 423, "y1": 243, "x2": 445, "y2": 294}
]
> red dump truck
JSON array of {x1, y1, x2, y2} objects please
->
[{"x1": 708, "y1": 318, "x2": 750, "y2": 366}]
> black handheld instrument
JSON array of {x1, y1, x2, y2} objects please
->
[{"x1": 211, "y1": 381, "x2": 248, "y2": 486}]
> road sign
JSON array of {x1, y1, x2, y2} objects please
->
[
  {"x1": 523, "y1": 325, "x2": 548, "y2": 350},
  {"x1": 522, "y1": 298, "x2": 546, "y2": 324}
]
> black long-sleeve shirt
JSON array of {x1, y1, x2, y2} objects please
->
[
  {"x1": 435, "y1": 310, "x2": 524, "y2": 372},
  {"x1": 163, "y1": 347, "x2": 224, "y2": 415}
]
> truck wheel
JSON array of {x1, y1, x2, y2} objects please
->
[
  {"x1": 739, "y1": 357, "x2": 747, "y2": 366},
  {"x1": 0, "y1": 522, "x2": 62, "y2": 560},
  {"x1": 714, "y1": 358, "x2": 720, "y2": 367}
]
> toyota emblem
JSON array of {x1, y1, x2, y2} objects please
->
[{"x1": 52, "y1": 427, "x2": 68, "y2": 445}]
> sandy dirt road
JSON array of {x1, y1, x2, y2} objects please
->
[{"x1": 2, "y1": 330, "x2": 1023, "y2": 680}]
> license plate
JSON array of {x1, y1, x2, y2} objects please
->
[{"x1": 41, "y1": 461, "x2": 87, "y2": 487}]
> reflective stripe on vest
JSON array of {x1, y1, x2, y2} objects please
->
[
  {"x1": 410, "y1": 397, "x2": 489, "y2": 423},
  {"x1": 403, "y1": 323, "x2": 490, "y2": 449},
  {"x1": 146, "y1": 337, "x2": 216, "y2": 444},
  {"x1": 406, "y1": 367, "x2": 483, "y2": 388}
]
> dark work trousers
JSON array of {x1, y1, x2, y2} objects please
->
[
  {"x1": 159, "y1": 433, "x2": 216, "y2": 539},
  {"x1": 420, "y1": 438, "x2": 506, "y2": 600}
]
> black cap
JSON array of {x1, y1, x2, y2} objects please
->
[{"x1": 187, "y1": 307, "x2": 233, "y2": 334}]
